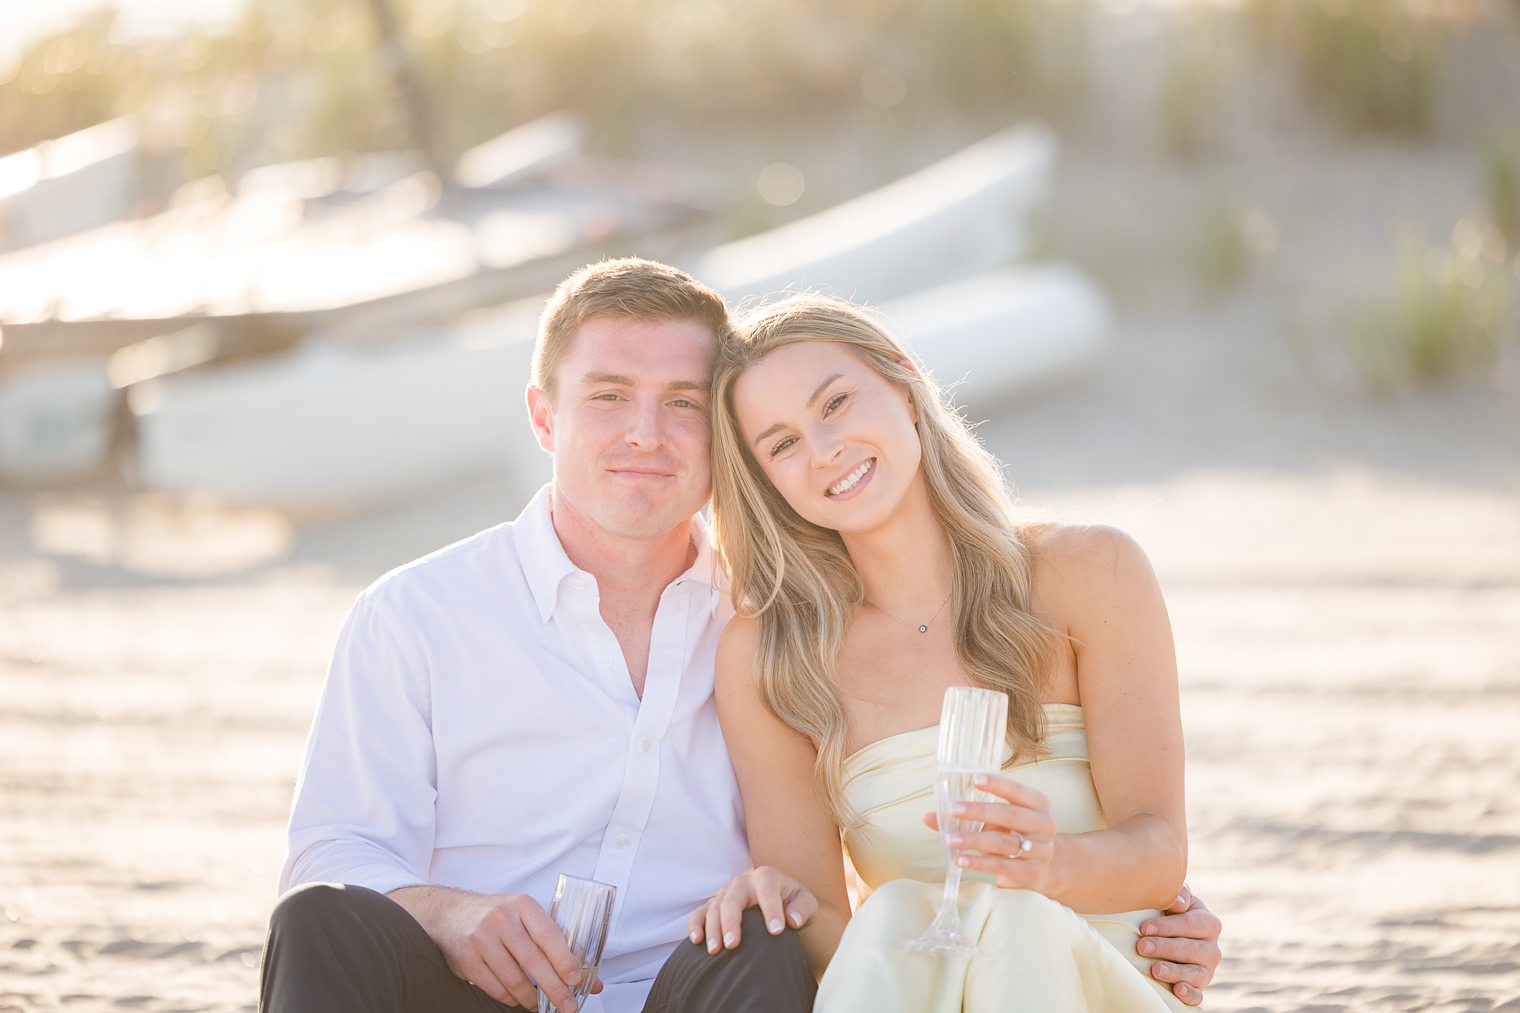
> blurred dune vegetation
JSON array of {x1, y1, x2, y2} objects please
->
[{"x1": 2, "y1": 0, "x2": 1518, "y2": 388}]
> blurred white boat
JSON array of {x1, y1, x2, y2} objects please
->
[
  {"x1": 694, "y1": 126, "x2": 1054, "y2": 306},
  {"x1": 0, "y1": 360, "x2": 116, "y2": 485},
  {"x1": 129, "y1": 299, "x2": 549, "y2": 513},
  {"x1": 886, "y1": 264, "x2": 1110, "y2": 415},
  {"x1": 129, "y1": 267, "x2": 1107, "y2": 512},
  {"x1": 127, "y1": 128, "x2": 1108, "y2": 512}
]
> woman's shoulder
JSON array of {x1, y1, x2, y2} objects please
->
[
  {"x1": 715, "y1": 611, "x2": 764, "y2": 691},
  {"x1": 1023, "y1": 521, "x2": 1160, "y2": 603}
]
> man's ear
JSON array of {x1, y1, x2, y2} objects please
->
[{"x1": 526, "y1": 384, "x2": 555, "y2": 454}]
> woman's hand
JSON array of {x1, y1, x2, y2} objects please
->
[
  {"x1": 923, "y1": 772, "x2": 1061, "y2": 895},
  {"x1": 686, "y1": 866, "x2": 819, "y2": 955}
]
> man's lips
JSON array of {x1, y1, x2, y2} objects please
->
[{"x1": 607, "y1": 466, "x2": 676, "y2": 478}]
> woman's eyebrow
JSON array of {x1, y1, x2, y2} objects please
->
[{"x1": 751, "y1": 373, "x2": 844, "y2": 448}]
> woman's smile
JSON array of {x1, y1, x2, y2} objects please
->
[{"x1": 826, "y1": 458, "x2": 876, "y2": 499}]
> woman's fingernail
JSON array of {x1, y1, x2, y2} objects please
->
[
  {"x1": 945, "y1": 833, "x2": 963, "y2": 846},
  {"x1": 1176, "y1": 893, "x2": 1188, "y2": 908},
  {"x1": 789, "y1": 909, "x2": 804, "y2": 927},
  {"x1": 707, "y1": 940, "x2": 719, "y2": 954},
  {"x1": 951, "y1": 803, "x2": 967, "y2": 815},
  {"x1": 723, "y1": 931, "x2": 737, "y2": 948},
  {"x1": 768, "y1": 918, "x2": 783, "y2": 933},
  {"x1": 956, "y1": 856, "x2": 971, "y2": 868},
  {"x1": 972, "y1": 774, "x2": 988, "y2": 786},
  {"x1": 689, "y1": 931, "x2": 701, "y2": 943}
]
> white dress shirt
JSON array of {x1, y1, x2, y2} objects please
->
[{"x1": 281, "y1": 486, "x2": 752, "y2": 1013}]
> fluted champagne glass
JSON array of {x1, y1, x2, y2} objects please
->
[
  {"x1": 538, "y1": 874, "x2": 617, "y2": 1013},
  {"x1": 905, "y1": 686, "x2": 1009, "y2": 956}
]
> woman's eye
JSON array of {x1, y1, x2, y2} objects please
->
[
  {"x1": 823, "y1": 393, "x2": 848, "y2": 416},
  {"x1": 769, "y1": 435, "x2": 797, "y2": 458}
]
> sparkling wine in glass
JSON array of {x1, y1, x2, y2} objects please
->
[
  {"x1": 538, "y1": 874, "x2": 617, "y2": 1013},
  {"x1": 905, "y1": 685, "x2": 1008, "y2": 956}
]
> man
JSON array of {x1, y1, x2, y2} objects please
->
[{"x1": 259, "y1": 258, "x2": 1221, "y2": 1013}]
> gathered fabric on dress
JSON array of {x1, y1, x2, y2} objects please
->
[{"x1": 814, "y1": 704, "x2": 1186, "y2": 1012}]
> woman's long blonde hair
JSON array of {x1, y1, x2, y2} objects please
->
[{"x1": 710, "y1": 294, "x2": 1058, "y2": 829}]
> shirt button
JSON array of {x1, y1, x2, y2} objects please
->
[
  {"x1": 572, "y1": 578, "x2": 587, "y2": 591},
  {"x1": 639, "y1": 739, "x2": 651, "y2": 753},
  {"x1": 616, "y1": 834, "x2": 631, "y2": 849}
]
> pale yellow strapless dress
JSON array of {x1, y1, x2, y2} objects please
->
[{"x1": 814, "y1": 704, "x2": 1186, "y2": 1012}]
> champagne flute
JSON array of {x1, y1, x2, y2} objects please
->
[
  {"x1": 538, "y1": 874, "x2": 617, "y2": 1013},
  {"x1": 905, "y1": 685, "x2": 1009, "y2": 956}
]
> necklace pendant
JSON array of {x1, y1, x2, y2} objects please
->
[{"x1": 918, "y1": 624, "x2": 928, "y2": 633}]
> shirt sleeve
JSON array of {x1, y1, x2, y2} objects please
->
[{"x1": 278, "y1": 588, "x2": 438, "y2": 896}]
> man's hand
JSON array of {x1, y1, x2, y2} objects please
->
[
  {"x1": 1137, "y1": 885, "x2": 1222, "y2": 1007},
  {"x1": 687, "y1": 867, "x2": 818, "y2": 954},
  {"x1": 389, "y1": 886, "x2": 597, "y2": 1012}
]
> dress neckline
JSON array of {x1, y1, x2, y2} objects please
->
[{"x1": 842, "y1": 701, "x2": 1084, "y2": 767}]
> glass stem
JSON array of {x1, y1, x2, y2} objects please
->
[{"x1": 939, "y1": 851, "x2": 963, "y2": 919}]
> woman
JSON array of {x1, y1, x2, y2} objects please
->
[{"x1": 691, "y1": 294, "x2": 1190, "y2": 1011}]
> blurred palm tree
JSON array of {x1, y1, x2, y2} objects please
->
[{"x1": 361, "y1": 0, "x2": 452, "y2": 184}]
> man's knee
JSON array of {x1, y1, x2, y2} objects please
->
[
  {"x1": 731, "y1": 907, "x2": 805, "y2": 965},
  {"x1": 647, "y1": 907, "x2": 813, "y2": 1013},
  {"x1": 272, "y1": 882, "x2": 351, "y2": 927},
  {"x1": 268, "y1": 883, "x2": 397, "y2": 945}
]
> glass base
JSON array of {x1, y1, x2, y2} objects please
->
[{"x1": 904, "y1": 926, "x2": 979, "y2": 957}]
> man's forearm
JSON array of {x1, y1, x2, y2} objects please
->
[{"x1": 388, "y1": 883, "x2": 475, "y2": 941}]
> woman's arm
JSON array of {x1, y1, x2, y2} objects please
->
[
  {"x1": 949, "y1": 524, "x2": 1187, "y2": 913},
  {"x1": 700, "y1": 614, "x2": 852, "y2": 976}
]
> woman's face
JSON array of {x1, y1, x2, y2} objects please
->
[{"x1": 731, "y1": 340, "x2": 922, "y2": 535}]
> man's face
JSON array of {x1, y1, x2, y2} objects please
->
[{"x1": 529, "y1": 316, "x2": 716, "y2": 543}]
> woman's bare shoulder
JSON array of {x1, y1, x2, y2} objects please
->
[
  {"x1": 1024, "y1": 521, "x2": 1158, "y2": 602},
  {"x1": 715, "y1": 611, "x2": 764, "y2": 692}
]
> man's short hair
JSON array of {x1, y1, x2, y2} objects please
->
[{"x1": 532, "y1": 257, "x2": 733, "y2": 401}]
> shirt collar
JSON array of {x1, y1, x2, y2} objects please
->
[{"x1": 513, "y1": 485, "x2": 723, "y2": 624}]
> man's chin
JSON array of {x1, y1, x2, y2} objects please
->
[{"x1": 595, "y1": 497, "x2": 700, "y2": 542}]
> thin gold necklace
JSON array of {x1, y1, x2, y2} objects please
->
[{"x1": 865, "y1": 590, "x2": 953, "y2": 634}]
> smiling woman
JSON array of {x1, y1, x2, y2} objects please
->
[{"x1": 699, "y1": 293, "x2": 1195, "y2": 1011}]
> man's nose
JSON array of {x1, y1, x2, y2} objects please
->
[{"x1": 625, "y1": 401, "x2": 667, "y2": 449}]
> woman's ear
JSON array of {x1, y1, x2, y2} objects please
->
[{"x1": 897, "y1": 359, "x2": 920, "y2": 423}]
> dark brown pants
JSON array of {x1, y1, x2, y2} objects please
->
[{"x1": 258, "y1": 883, "x2": 816, "y2": 1013}]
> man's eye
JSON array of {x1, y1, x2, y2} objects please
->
[
  {"x1": 823, "y1": 393, "x2": 848, "y2": 416},
  {"x1": 671, "y1": 398, "x2": 703, "y2": 410},
  {"x1": 769, "y1": 436, "x2": 797, "y2": 458}
]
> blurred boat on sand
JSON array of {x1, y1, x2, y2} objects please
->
[
  {"x1": 125, "y1": 127, "x2": 1109, "y2": 513},
  {"x1": 0, "y1": 114, "x2": 711, "y2": 487},
  {"x1": 694, "y1": 127, "x2": 1054, "y2": 306}
]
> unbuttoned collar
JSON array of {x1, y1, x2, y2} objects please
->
[{"x1": 513, "y1": 485, "x2": 724, "y2": 624}]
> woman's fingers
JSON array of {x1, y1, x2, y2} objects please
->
[
  {"x1": 704, "y1": 890, "x2": 725, "y2": 954},
  {"x1": 950, "y1": 799, "x2": 1050, "y2": 832},
  {"x1": 944, "y1": 827, "x2": 1047, "y2": 856},
  {"x1": 716, "y1": 880, "x2": 755, "y2": 950},
  {"x1": 752, "y1": 869, "x2": 790, "y2": 935},
  {"x1": 783, "y1": 882, "x2": 818, "y2": 930},
  {"x1": 969, "y1": 773, "x2": 1049, "y2": 810},
  {"x1": 687, "y1": 900, "x2": 709, "y2": 946}
]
